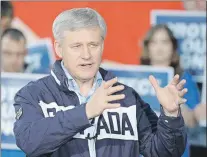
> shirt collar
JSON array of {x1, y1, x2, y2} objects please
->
[{"x1": 61, "y1": 60, "x2": 103, "y2": 91}]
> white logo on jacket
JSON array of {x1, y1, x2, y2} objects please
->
[{"x1": 39, "y1": 101, "x2": 138, "y2": 141}]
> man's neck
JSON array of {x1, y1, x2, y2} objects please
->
[
  {"x1": 61, "y1": 61, "x2": 98, "y2": 96},
  {"x1": 75, "y1": 77, "x2": 95, "y2": 97},
  {"x1": 2, "y1": 68, "x2": 23, "y2": 73}
]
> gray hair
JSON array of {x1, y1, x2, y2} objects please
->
[{"x1": 52, "y1": 7, "x2": 107, "y2": 41}]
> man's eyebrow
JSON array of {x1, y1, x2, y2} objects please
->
[
  {"x1": 69, "y1": 42, "x2": 82, "y2": 46},
  {"x1": 88, "y1": 41, "x2": 100, "y2": 44}
]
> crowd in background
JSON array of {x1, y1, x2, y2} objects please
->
[{"x1": 1, "y1": 1, "x2": 206, "y2": 157}]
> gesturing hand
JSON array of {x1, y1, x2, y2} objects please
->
[
  {"x1": 86, "y1": 77, "x2": 125, "y2": 119},
  {"x1": 149, "y1": 74, "x2": 188, "y2": 117}
]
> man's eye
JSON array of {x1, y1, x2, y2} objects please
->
[
  {"x1": 90, "y1": 44, "x2": 98, "y2": 48},
  {"x1": 72, "y1": 45, "x2": 81, "y2": 48}
]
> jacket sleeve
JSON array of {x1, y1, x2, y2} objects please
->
[
  {"x1": 134, "y1": 90, "x2": 187, "y2": 157},
  {"x1": 13, "y1": 85, "x2": 91, "y2": 157}
]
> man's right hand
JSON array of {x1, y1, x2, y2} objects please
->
[{"x1": 86, "y1": 77, "x2": 125, "y2": 119}]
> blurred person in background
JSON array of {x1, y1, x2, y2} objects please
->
[
  {"x1": 183, "y1": 0, "x2": 206, "y2": 103},
  {"x1": 141, "y1": 24, "x2": 205, "y2": 128},
  {"x1": 1, "y1": 1, "x2": 14, "y2": 33},
  {"x1": 182, "y1": 0, "x2": 206, "y2": 149},
  {"x1": 183, "y1": 0, "x2": 206, "y2": 11},
  {"x1": 140, "y1": 24, "x2": 206, "y2": 157},
  {"x1": 1, "y1": 28, "x2": 28, "y2": 73}
]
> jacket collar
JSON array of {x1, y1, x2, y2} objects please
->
[{"x1": 51, "y1": 60, "x2": 116, "y2": 91}]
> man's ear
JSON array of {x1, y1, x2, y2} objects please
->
[{"x1": 54, "y1": 40, "x2": 63, "y2": 58}]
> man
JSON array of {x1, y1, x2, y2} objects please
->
[
  {"x1": 1, "y1": 28, "x2": 28, "y2": 73},
  {"x1": 13, "y1": 8, "x2": 187, "y2": 157},
  {"x1": 1, "y1": 1, "x2": 14, "y2": 33}
]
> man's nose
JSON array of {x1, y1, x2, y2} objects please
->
[{"x1": 81, "y1": 46, "x2": 92, "y2": 60}]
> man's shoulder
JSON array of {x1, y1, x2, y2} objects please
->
[{"x1": 16, "y1": 75, "x2": 53, "y2": 97}]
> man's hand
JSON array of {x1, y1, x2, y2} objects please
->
[
  {"x1": 86, "y1": 77, "x2": 125, "y2": 119},
  {"x1": 149, "y1": 74, "x2": 188, "y2": 117}
]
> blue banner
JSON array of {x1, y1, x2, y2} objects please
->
[
  {"x1": 151, "y1": 10, "x2": 206, "y2": 82},
  {"x1": 1, "y1": 73, "x2": 46, "y2": 157},
  {"x1": 101, "y1": 64, "x2": 174, "y2": 115},
  {"x1": 25, "y1": 38, "x2": 55, "y2": 74}
]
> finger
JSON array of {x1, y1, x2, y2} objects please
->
[
  {"x1": 107, "y1": 85, "x2": 125, "y2": 95},
  {"x1": 178, "y1": 98, "x2": 187, "y2": 105},
  {"x1": 177, "y1": 79, "x2": 186, "y2": 90},
  {"x1": 149, "y1": 75, "x2": 160, "y2": 92},
  {"x1": 107, "y1": 94, "x2": 125, "y2": 102},
  {"x1": 105, "y1": 103, "x2": 121, "y2": 109},
  {"x1": 104, "y1": 77, "x2": 118, "y2": 89},
  {"x1": 178, "y1": 88, "x2": 188, "y2": 97},
  {"x1": 170, "y1": 74, "x2": 180, "y2": 86}
]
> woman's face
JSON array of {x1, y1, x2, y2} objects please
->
[{"x1": 148, "y1": 29, "x2": 174, "y2": 66}]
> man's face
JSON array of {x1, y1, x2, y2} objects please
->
[
  {"x1": 55, "y1": 27, "x2": 104, "y2": 81},
  {"x1": 1, "y1": 16, "x2": 13, "y2": 32},
  {"x1": 1, "y1": 35, "x2": 27, "y2": 72}
]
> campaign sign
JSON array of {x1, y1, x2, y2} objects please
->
[
  {"x1": 151, "y1": 10, "x2": 206, "y2": 82},
  {"x1": 1, "y1": 72, "x2": 46, "y2": 156},
  {"x1": 101, "y1": 64, "x2": 174, "y2": 115},
  {"x1": 25, "y1": 38, "x2": 55, "y2": 74}
]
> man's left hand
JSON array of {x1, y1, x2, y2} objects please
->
[{"x1": 149, "y1": 74, "x2": 188, "y2": 117}]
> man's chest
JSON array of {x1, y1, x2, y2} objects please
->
[{"x1": 38, "y1": 90, "x2": 138, "y2": 141}]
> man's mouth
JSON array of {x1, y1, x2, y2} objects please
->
[{"x1": 79, "y1": 63, "x2": 94, "y2": 67}]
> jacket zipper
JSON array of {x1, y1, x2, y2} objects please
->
[
  {"x1": 88, "y1": 139, "x2": 96, "y2": 157},
  {"x1": 65, "y1": 79, "x2": 97, "y2": 157}
]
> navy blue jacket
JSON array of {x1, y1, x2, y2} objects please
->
[{"x1": 13, "y1": 60, "x2": 187, "y2": 157}]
